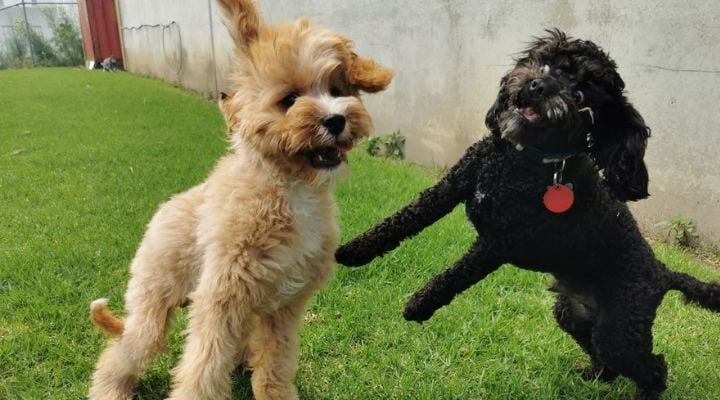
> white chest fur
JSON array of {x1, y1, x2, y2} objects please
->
[
  {"x1": 256, "y1": 182, "x2": 337, "y2": 309},
  {"x1": 286, "y1": 183, "x2": 336, "y2": 258}
]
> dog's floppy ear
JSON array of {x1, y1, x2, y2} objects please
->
[
  {"x1": 348, "y1": 53, "x2": 394, "y2": 93},
  {"x1": 218, "y1": 92, "x2": 232, "y2": 114},
  {"x1": 595, "y1": 99, "x2": 651, "y2": 201},
  {"x1": 218, "y1": 92, "x2": 238, "y2": 128},
  {"x1": 217, "y1": 0, "x2": 260, "y2": 54},
  {"x1": 485, "y1": 76, "x2": 508, "y2": 136}
]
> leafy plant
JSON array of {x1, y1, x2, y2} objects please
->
[
  {"x1": 366, "y1": 136, "x2": 382, "y2": 157},
  {"x1": 12, "y1": 18, "x2": 59, "y2": 67},
  {"x1": 0, "y1": 24, "x2": 32, "y2": 69},
  {"x1": 656, "y1": 216, "x2": 700, "y2": 248},
  {"x1": 384, "y1": 131, "x2": 405, "y2": 159},
  {"x1": 365, "y1": 130, "x2": 405, "y2": 160},
  {"x1": 0, "y1": 7, "x2": 83, "y2": 69},
  {"x1": 42, "y1": 7, "x2": 84, "y2": 66}
]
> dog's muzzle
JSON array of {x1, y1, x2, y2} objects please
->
[
  {"x1": 322, "y1": 114, "x2": 346, "y2": 136},
  {"x1": 528, "y1": 78, "x2": 560, "y2": 98},
  {"x1": 305, "y1": 142, "x2": 353, "y2": 169}
]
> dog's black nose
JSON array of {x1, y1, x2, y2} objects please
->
[
  {"x1": 323, "y1": 114, "x2": 346, "y2": 136},
  {"x1": 529, "y1": 78, "x2": 547, "y2": 95},
  {"x1": 528, "y1": 78, "x2": 560, "y2": 97}
]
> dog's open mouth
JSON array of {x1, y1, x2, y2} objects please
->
[
  {"x1": 307, "y1": 143, "x2": 353, "y2": 169},
  {"x1": 516, "y1": 106, "x2": 541, "y2": 123}
]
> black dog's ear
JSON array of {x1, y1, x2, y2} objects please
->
[
  {"x1": 485, "y1": 76, "x2": 508, "y2": 137},
  {"x1": 594, "y1": 99, "x2": 650, "y2": 201}
]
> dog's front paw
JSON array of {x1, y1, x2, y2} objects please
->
[
  {"x1": 335, "y1": 240, "x2": 375, "y2": 267},
  {"x1": 635, "y1": 388, "x2": 663, "y2": 400},
  {"x1": 403, "y1": 295, "x2": 436, "y2": 323},
  {"x1": 577, "y1": 364, "x2": 619, "y2": 382}
]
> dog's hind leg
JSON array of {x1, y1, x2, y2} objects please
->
[
  {"x1": 403, "y1": 238, "x2": 502, "y2": 322},
  {"x1": 247, "y1": 292, "x2": 312, "y2": 400},
  {"x1": 667, "y1": 268, "x2": 720, "y2": 312},
  {"x1": 89, "y1": 287, "x2": 179, "y2": 400},
  {"x1": 592, "y1": 289, "x2": 667, "y2": 400},
  {"x1": 552, "y1": 293, "x2": 618, "y2": 382},
  {"x1": 89, "y1": 194, "x2": 202, "y2": 400}
]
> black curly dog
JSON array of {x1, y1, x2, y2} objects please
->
[{"x1": 336, "y1": 30, "x2": 720, "y2": 400}]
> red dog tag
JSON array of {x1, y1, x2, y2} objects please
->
[{"x1": 543, "y1": 184, "x2": 574, "y2": 213}]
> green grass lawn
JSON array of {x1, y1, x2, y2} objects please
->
[{"x1": 1, "y1": 68, "x2": 719, "y2": 399}]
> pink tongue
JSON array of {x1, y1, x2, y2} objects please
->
[
  {"x1": 519, "y1": 107, "x2": 541, "y2": 123},
  {"x1": 336, "y1": 142, "x2": 353, "y2": 154}
]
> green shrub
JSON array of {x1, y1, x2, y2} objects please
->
[
  {"x1": 0, "y1": 21, "x2": 32, "y2": 69},
  {"x1": 43, "y1": 7, "x2": 84, "y2": 66},
  {"x1": 0, "y1": 7, "x2": 83, "y2": 69},
  {"x1": 12, "y1": 18, "x2": 59, "y2": 67},
  {"x1": 365, "y1": 130, "x2": 405, "y2": 160},
  {"x1": 366, "y1": 136, "x2": 382, "y2": 157},
  {"x1": 656, "y1": 216, "x2": 700, "y2": 248}
]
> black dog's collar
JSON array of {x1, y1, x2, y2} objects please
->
[{"x1": 514, "y1": 144, "x2": 582, "y2": 164}]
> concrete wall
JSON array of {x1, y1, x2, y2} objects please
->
[{"x1": 115, "y1": 0, "x2": 720, "y2": 247}]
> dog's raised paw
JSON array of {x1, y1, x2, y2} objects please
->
[
  {"x1": 335, "y1": 243, "x2": 373, "y2": 267},
  {"x1": 403, "y1": 297, "x2": 435, "y2": 323}
]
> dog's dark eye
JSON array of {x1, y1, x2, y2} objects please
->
[
  {"x1": 573, "y1": 90, "x2": 585, "y2": 104},
  {"x1": 279, "y1": 92, "x2": 300, "y2": 109},
  {"x1": 330, "y1": 87, "x2": 343, "y2": 97}
]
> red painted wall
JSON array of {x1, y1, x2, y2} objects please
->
[{"x1": 78, "y1": 0, "x2": 123, "y2": 67}]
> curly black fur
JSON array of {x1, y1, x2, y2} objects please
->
[
  {"x1": 485, "y1": 29, "x2": 650, "y2": 201},
  {"x1": 336, "y1": 30, "x2": 720, "y2": 400}
]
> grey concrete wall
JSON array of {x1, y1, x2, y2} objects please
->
[
  {"x1": 115, "y1": 0, "x2": 720, "y2": 247},
  {"x1": 116, "y1": 0, "x2": 220, "y2": 95}
]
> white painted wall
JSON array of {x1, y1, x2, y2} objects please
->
[{"x1": 115, "y1": 0, "x2": 720, "y2": 247}]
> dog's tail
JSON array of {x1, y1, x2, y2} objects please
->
[
  {"x1": 668, "y1": 270, "x2": 720, "y2": 312},
  {"x1": 90, "y1": 298, "x2": 124, "y2": 336}
]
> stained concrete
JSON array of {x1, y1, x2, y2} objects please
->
[{"x1": 115, "y1": 0, "x2": 720, "y2": 247}]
